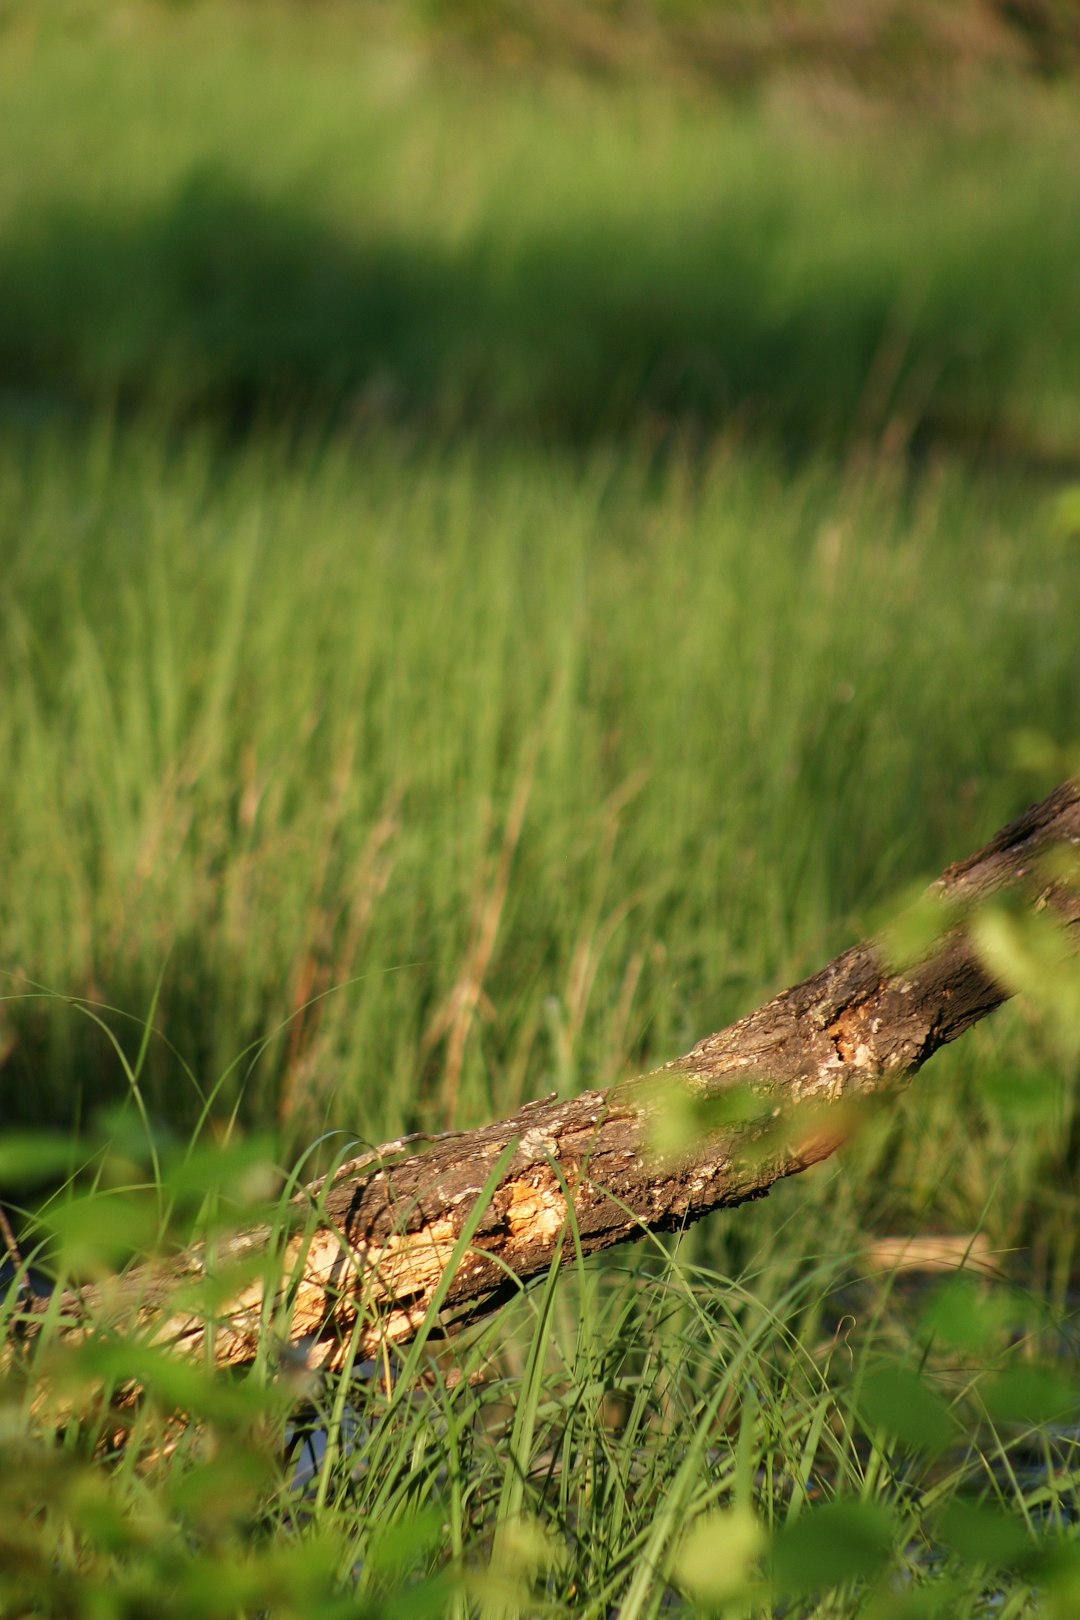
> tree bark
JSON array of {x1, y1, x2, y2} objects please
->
[{"x1": 16, "y1": 781, "x2": 1080, "y2": 1372}]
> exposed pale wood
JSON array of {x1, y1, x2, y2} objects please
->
[{"x1": 14, "y1": 781, "x2": 1080, "y2": 1371}]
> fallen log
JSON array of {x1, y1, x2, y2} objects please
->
[{"x1": 15, "y1": 780, "x2": 1080, "y2": 1371}]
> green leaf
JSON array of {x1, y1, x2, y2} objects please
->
[
  {"x1": 162, "y1": 1137, "x2": 280, "y2": 1220},
  {"x1": 880, "y1": 886, "x2": 960, "y2": 973},
  {"x1": 0, "y1": 1132, "x2": 78, "y2": 1187},
  {"x1": 43, "y1": 1191, "x2": 160, "y2": 1277},
  {"x1": 771, "y1": 1500, "x2": 895, "y2": 1595},
  {"x1": 971, "y1": 905, "x2": 1080, "y2": 1052},
  {"x1": 1046, "y1": 485, "x2": 1080, "y2": 543},
  {"x1": 54, "y1": 1340, "x2": 274, "y2": 1427},
  {"x1": 858, "y1": 1364, "x2": 955, "y2": 1452},
  {"x1": 366, "y1": 1507, "x2": 446, "y2": 1578},
  {"x1": 920, "y1": 1278, "x2": 1012, "y2": 1355},
  {"x1": 168, "y1": 1447, "x2": 274, "y2": 1527},
  {"x1": 645, "y1": 1076, "x2": 773, "y2": 1161},
  {"x1": 1041, "y1": 1541, "x2": 1080, "y2": 1619},
  {"x1": 675, "y1": 1505, "x2": 765, "y2": 1605},
  {"x1": 935, "y1": 1500, "x2": 1033, "y2": 1570},
  {"x1": 982, "y1": 1366, "x2": 1078, "y2": 1427}
]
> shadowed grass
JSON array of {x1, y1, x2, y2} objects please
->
[{"x1": 1, "y1": 9, "x2": 1079, "y2": 457}]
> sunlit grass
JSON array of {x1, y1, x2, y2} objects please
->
[
  {"x1": 2, "y1": 424, "x2": 1077, "y2": 1159},
  {"x1": 2, "y1": 6, "x2": 1080, "y2": 1613}
]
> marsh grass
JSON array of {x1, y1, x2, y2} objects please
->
[
  {"x1": 3, "y1": 4, "x2": 1080, "y2": 1612},
  {"x1": 3, "y1": 423, "x2": 1079, "y2": 1155}
]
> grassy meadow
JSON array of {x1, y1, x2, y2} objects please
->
[{"x1": 3, "y1": 5, "x2": 1080, "y2": 1615}]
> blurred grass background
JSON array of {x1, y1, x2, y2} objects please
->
[
  {"x1": 3, "y1": 6, "x2": 1080, "y2": 456},
  {"x1": 1, "y1": 0, "x2": 1079, "y2": 1245}
]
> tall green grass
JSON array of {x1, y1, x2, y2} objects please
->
[
  {"x1": 3, "y1": 7, "x2": 1080, "y2": 1614},
  {"x1": 3, "y1": 424, "x2": 1078, "y2": 1156},
  {"x1": 4, "y1": 418, "x2": 1080, "y2": 1358}
]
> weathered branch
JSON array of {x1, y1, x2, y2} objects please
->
[{"x1": 16, "y1": 781, "x2": 1080, "y2": 1371}]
